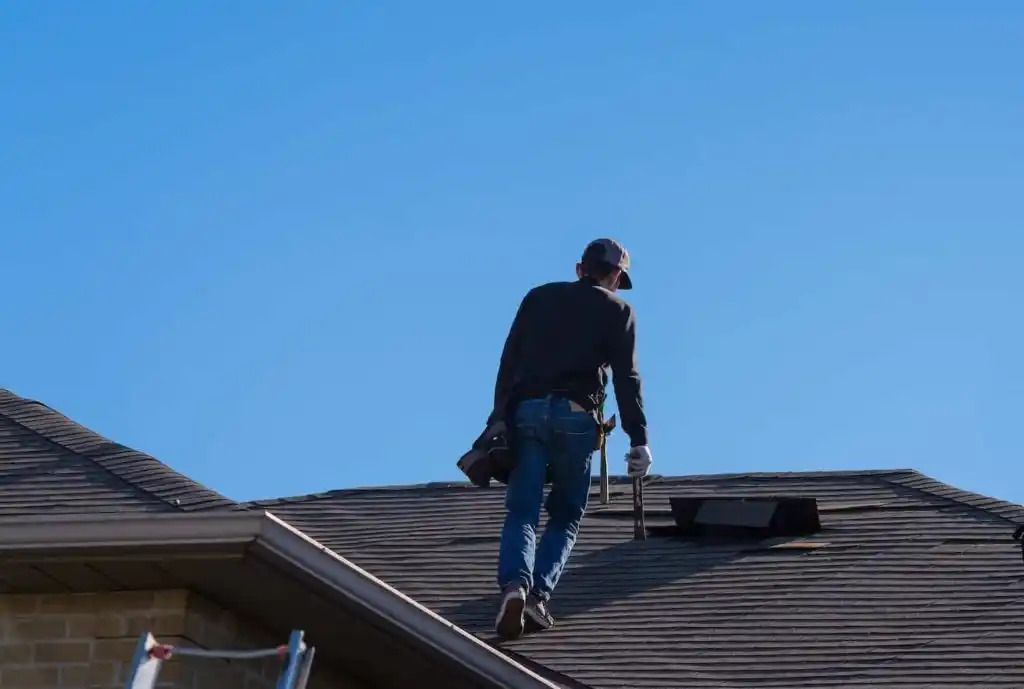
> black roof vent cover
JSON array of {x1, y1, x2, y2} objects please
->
[{"x1": 664, "y1": 495, "x2": 821, "y2": 540}]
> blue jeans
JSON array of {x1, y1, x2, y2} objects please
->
[{"x1": 497, "y1": 395, "x2": 596, "y2": 602}]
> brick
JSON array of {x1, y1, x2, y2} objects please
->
[
  {"x1": 58, "y1": 664, "x2": 89, "y2": 687},
  {"x1": 115, "y1": 660, "x2": 133, "y2": 684},
  {"x1": 96, "y1": 614, "x2": 126, "y2": 638},
  {"x1": 87, "y1": 661, "x2": 119, "y2": 685},
  {"x1": 175, "y1": 665, "x2": 199, "y2": 688},
  {"x1": 3, "y1": 590, "x2": 365, "y2": 689},
  {"x1": 64, "y1": 614, "x2": 96, "y2": 638},
  {"x1": 124, "y1": 612, "x2": 186, "y2": 637},
  {"x1": 0, "y1": 641, "x2": 34, "y2": 663},
  {"x1": 194, "y1": 621, "x2": 234, "y2": 649},
  {"x1": 63, "y1": 613, "x2": 126, "y2": 640},
  {"x1": 156, "y1": 660, "x2": 184, "y2": 683},
  {"x1": 186, "y1": 593, "x2": 221, "y2": 620},
  {"x1": 153, "y1": 589, "x2": 189, "y2": 610},
  {"x1": 40, "y1": 594, "x2": 95, "y2": 615},
  {"x1": 125, "y1": 613, "x2": 156, "y2": 636},
  {"x1": 0, "y1": 595, "x2": 40, "y2": 615},
  {"x1": 94, "y1": 638, "x2": 139, "y2": 662},
  {"x1": 154, "y1": 613, "x2": 186, "y2": 636},
  {"x1": 213, "y1": 610, "x2": 239, "y2": 637},
  {"x1": 107, "y1": 590, "x2": 156, "y2": 611},
  {"x1": 183, "y1": 610, "x2": 205, "y2": 643},
  {"x1": 2, "y1": 665, "x2": 60, "y2": 688},
  {"x1": 193, "y1": 662, "x2": 239, "y2": 689},
  {"x1": 14, "y1": 616, "x2": 67, "y2": 640},
  {"x1": 34, "y1": 640, "x2": 92, "y2": 663}
]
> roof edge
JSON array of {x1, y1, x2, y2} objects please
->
[
  {"x1": 0, "y1": 510, "x2": 265, "y2": 550},
  {"x1": 256, "y1": 511, "x2": 561, "y2": 689},
  {"x1": 883, "y1": 469, "x2": 1024, "y2": 524},
  {"x1": 0, "y1": 510, "x2": 560, "y2": 689},
  {"x1": 0, "y1": 388, "x2": 238, "y2": 512}
]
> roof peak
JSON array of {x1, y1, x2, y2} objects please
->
[{"x1": 0, "y1": 387, "x2": 239, "y2": 513}]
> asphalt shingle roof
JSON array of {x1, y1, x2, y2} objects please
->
[
  {"x1": 5, "y1": 384, "x2": 1024, "y2": 687},
  {"x1": 0, "y1": 388, "x2": 238, "y2": 515},
  {"x1": 251, "y1": 470, "x2": 1024, "y2": 689}
]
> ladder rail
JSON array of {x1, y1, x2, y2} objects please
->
[
  {"x1": 293, "y1": 645, "x2": 316, "y2": 689},
  {"x1": 275, "y1": 630, "x2": 306, "y2": 689},
  {"x1": 125, "y1": 633, "x2": 161, "y2": 689}
]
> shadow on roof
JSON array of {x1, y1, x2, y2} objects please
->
[{"x1": 438, "y1": 535, "x2": 753, "y2": 632}]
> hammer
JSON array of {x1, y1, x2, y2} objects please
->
[{"x1": 596, "y1": 406, "x2": 646, "y2": 541}]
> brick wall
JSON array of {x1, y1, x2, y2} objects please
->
[{"x1": 0, "y1": 590, "x2": 364, "y2": 689}]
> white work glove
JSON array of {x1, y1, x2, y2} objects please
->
[{"x1": 625, "y1": 445, "x2": 652, "y2": 478}]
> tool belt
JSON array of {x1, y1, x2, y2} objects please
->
[
  {"x1": 456, "y1": 396, "x2": 616, "y2": 488},
  {"x1": 595, "y1": 404, "x2": 617, "y2": 450},
  {"x1": 456, "y1": 419, "x2": 521, "y2": 488}
]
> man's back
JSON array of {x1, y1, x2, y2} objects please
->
[{"x1": 492, "y1": 276, "x2": 647, "y2": 449}]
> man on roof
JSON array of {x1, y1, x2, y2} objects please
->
[{"x1": 487, "y1": 238, "x2": 653, "y2": 639}]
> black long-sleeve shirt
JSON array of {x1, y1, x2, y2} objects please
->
[{"x1": 489, "y1": 276, "x2": 648, "y2": 448}]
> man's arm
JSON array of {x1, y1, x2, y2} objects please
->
[
  {"x1": 608, "y1": 302, "x2": 648, "y2": 447},
  {"x1": 488, "y1": 289, "x2": 533, "y2": 425}
]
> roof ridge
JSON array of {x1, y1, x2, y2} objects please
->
[
  {"x1": 881, "y1": 469, "x2": 1024, "y2": 524},
  {"x1": 248, "y1": 482, "x2": 492, "y2": 507},
  {"x1": 0, "y1": 388, "x2": 239, "y2": 512},
  {"x1": 659, "y1": 467, "x2": 917, "y2": 480},
  {"x1": 250, "y1": 468, "x2": 924, "y2": 505},
  {"x1": 247, "y1": 475, "x2": 667, "y2": 505}
]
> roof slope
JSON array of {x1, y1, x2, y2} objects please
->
[
  {"x1": 252, "y1": 470, "x2": 1024, "y2": 689},
  {"x1": 0, "y1": 388, "x2": 238, "y2": 515}
]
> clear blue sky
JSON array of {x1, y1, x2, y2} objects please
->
[{"x1": 2, "y1": 2, "x2": 1021, "y2": 504}]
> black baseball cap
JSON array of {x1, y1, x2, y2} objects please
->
[{"x1": 581, "y1": 238, "x2": 633, "y2": 289}]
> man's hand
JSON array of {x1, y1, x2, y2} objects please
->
[
  {"x1": 473, "y1": 419, "x2": 507, "y2": 451},
  {"x1": 485, "y1": 419, "x2": 507, "y2": 437},
  {"x1": 625, "y1": 445, "x2": 652, "y2": 477}
]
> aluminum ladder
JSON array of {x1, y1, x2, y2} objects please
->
[{"x1": 123, "y1": 628, "x2": 315, "y2": 689}]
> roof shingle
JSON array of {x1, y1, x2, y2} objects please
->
[
  {"x1": 251, "y1": 470, "x2": 1024, "y2": 689},
  {"x1": 0, "y1": 388, "x2": 238, "y2": 515}
]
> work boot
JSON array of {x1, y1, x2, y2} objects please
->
[
  {"x1": 494, "y1": 583, "x2": 527, "y2": 640},
  {"x1": 524, "y1": 594, "x2": 555, "y2": 632}
]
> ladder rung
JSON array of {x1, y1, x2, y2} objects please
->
[
  {"x1": 160, "y1": 644, "x2": 293, "y2": 660},
  {"x1": 123, "y1": 629, "x2": 313, "y2": 689}
]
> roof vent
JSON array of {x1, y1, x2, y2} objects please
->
[{"x1": 658, "y1": 495, "x2": 821, "y2": 540}]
